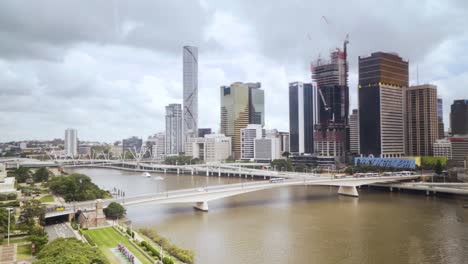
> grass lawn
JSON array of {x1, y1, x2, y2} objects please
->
[
  {"x1": 83, "y1": 227, "x2": 151, "y2": 264},
  {"x1": 39, "y1": 195, "x2": 54, "y2": 203},
  {"x1": 0, "y1": 237, "x2": 30, "y2": 245},
  {"x1": 16, "y1": 244, "x2": 32, "y2": 261}
]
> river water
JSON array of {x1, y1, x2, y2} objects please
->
[{"x1": 67, "y1": 168, "x2": 468, "y2": 264}]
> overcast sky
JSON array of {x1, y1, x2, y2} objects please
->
[{"x1": 1, "y1": 0, "x2": 467, "y2": 142}]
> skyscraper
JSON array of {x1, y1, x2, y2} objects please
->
[
  {"x1": 165, "y1": 103, "x2": 183, "y2": 155},
  {"x1": 349, "y1": 109, "x2": 359, "y2": 155},
  {"x1": 220, "y1": 82, "x2": 264, "y2": 159},
  {"x1": 64, "y1": 128, "x2": 77, "y2": 157},
  {"x1": 289, "y1": 82, "x2": 317, "y2": 154},
  {"x1": 147, "y1": 133, "x2": 165, "y2": 160},
  {"x1": 437, "y1": 98, "x2": 445, "y2": 139},
  {"x1": 450, "y1": 100, "x2": 468, "y2": 135},
  {"x1": 405, "y1": 84, "x2": 439, "y2": 156},
  {"x1": 183, "y1": 46, "x2": 198, "y2": 140},
  {"x1": 311, "y1": 46, "x2": 349, "y2": 160},
  {"x1": 358, "y1": 52, "x2": 408, "y2": 158},
  {"x1": 241, "y1": 124, "x2": 264, "y2": 160}
]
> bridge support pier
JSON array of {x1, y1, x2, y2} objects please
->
[
  {"x1": 177, "y1": 168, "x2": 180, "y2": 175},
  {"x1": 164, "y1": 169, "x2": 167, "y2": 174},
  {"x1": 191, "y1": 169, "x2": 194, "y2": 175},
  {"x1": 338, "y1": 186, "x2": 359, "y2": 197},
  {"x1": 193, "y1": 201, "x2": 209, "y2": 212},
  {"x1": 206, "y1": 169, "x2": 209, "y2": 176}
]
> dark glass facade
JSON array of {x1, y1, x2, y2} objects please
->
[
  {"x1": 450, "y1": 100, "x2": 468, "y2": 135},
  {"x1": 303, "y1": 83, "x2": 315, "y2": 154},
  {"x1": 198, "y1": 128, "x2": 212, "y2": 138},
  {"x1": 358, "y1": 52, "x2": 408, "y2": 157},
  {"x1": 289, "y1": 85, "x2": 299, "y2": 153},
  {"x1": 289, "y1": 82, "x2": 315, "y2": 154},
  {"x1": 358, "y1": 85, "x2": 381, "y2": 156},
  {"x1": 438, "y1": 98, "x2": 445, "y2": 138}
]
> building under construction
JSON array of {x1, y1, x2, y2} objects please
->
[{"x1": 311, "y1": 41, "x2": 349, "y2": 162}]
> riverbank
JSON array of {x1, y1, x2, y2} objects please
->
[{"x1": 81, "y1": 225, "x2": 186, "y2": 264}]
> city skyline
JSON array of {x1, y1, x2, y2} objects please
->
[{"x1": 0, "y1": 1, "x2": 467, "y2": 142}]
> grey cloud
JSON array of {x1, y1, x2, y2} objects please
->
[{"x1": 0, "y1": 0, "x2": 214, "y2": 60}]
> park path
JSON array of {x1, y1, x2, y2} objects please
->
[{"x1": 0, "y1": 244, "x2": 16, "y2": 264}]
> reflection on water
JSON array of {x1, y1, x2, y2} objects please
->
[{"x1": 68, "y1": 168, "x2": 468, "y2": 264}]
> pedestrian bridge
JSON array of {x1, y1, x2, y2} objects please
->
[{"x1": 45, "y1": 174, "x2": 419, "y2": 216}]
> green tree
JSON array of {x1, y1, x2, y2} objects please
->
[
  {"x1": 29, "y1": 226, "x2": 48, "y2": 254},
  {"x1": 103, "y1": 202, "x2": 126, "y2": 219},
  {"x1": 35, "y1": 238, "x2": 108, "y2": 264},
  {"x1": 434, "y1": 160, "x2": 443, "y2": 175},
  {"x1": 47, "y1": 174, "x2": 109, "y2": 202},
  {"x1": 271, "y1": 159, "x2": 292, "y2": 171},
  {"x1": 19, "y1": 200, "x2": 45, "y2": 228},
  {"x1": 12, "y1": 167, "x2": 32, "y2": 183},
  {"x1": 0, "y1": 208, "x2": 16, "y2": 235},
  {"x1": 33, "y1": 167, "x2": 50, "y2": 182},
  {"x1": 281, "y1": 151, "x2": 290, "y2": 159}
]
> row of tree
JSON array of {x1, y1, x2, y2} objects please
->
[
  {"x1": 47, "y1": 173, "x2": 110, "y2": 202},
  {"x1": 8, "y1": 167, "x2": 50, "y2": 183}
]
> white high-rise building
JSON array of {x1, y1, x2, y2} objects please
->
[
  {"x1": 241, "y1": 124, "x2": 265, "y2": 160},
  {"x1": 64, "y1": 128, "x2": 78, "y2": 157},
  {"x1": 165, "y1": 104, "x2": 183, "y2": 155},
  {"x1": 185, "y1": 134, "x2": 232, "y2": 163},
  {"x1": 147, "y1": 132, "x2": 166, "y2": 160},
  {"x1": 183, "y1": 46, "x2": 198, "y2": 141}
]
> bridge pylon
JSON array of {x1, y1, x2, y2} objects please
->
[
  {"x1": 338, "y1": 186, "x2": 359, "y2": 197},
  {"x1": 194, "y1": 201, "x2": 208, "y2": 212}
]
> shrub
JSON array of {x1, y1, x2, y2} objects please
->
[
  {"x1": 0, "y1": 201, "x2": 20, "y2": 208},
  {"x1": 83, "y1": 234, "x2": 96, "y2": 247},
  {"x1": 162, "y1": 257, "x2": 174, "y2": 264},
  {"x1": 0, "y1": 193, "x2": 17, "y2": 201},
  {"x1": 71, "y1": 221, "x2": 78, "y2": 230},
  {"x1": 140, "y1": 228, "x2": 194, "y2": 264}
]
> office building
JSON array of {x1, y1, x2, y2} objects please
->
[
  {"x1": 78, "y1": 145, "x2": 92, "y2": 156},
  {"x1": 64, "y1": 128, "x2": 78, "y2": 157},
  {"x1": 349, "y1": 109, "x2": 359, "y2": 154},
  {"x1": 433, "y1": 139, "x2": 452, "y2": 159},
  {"x1": 147, "y1": 133, "x2": 165, "y2": 160},
  {"x1": 438, "y1": 98, "x2": 445, "y2": 139},
  {"x1": 312, "y1": 46, "x2": 349, "y2": 160},
  {"x1": 449, "y1": 136, "x2": 468, "y2": 166},
  {"x1": 405, "y1": 84, "x2": 439, "y2": 156},
  {"x1": 185, "y1": 134, "x2": 231, "y2": 163},
  {"x1": 198, "y1": 128, "x2": 212, "y2": 138},
  {"x1": 289, "y1": 82, "x2": 317, "y2": 154},
  {"x1": 240, "y1": 124, "x2": 265, "y2": 160},
  {"x1": 254, "y1": 133, "x2": 282, "y2": 162},
  {"x1": 165, "y1": 103, "x2": 183, "y2": 155},
  {"x1": 220, "y1": 82, "x2": 264, "y2": 159},
  {"x1": 358, "y1": 52, "x2": 408, "y2": 158},
  {"x1": 0, "y1": 164, "x2": 15, "y2": 193},
  {"x1": 450, "y1": 100, "x2": 468, "y2": 135},
  {"x1": 279, "y1": 131, "x2": 290, "y2": 154},
  {"x1": 123, "y1": 136, "x2": 143, "y2": 153},
  {"x1": 183, "y1": 46, "x2": 198, "y2": 140}
]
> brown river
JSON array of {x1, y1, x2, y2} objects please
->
[{"x1": 67, "y1": 168, "x2": 468, "y2": 264}]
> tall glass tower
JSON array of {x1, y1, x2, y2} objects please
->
[{"x1": 183, "y1": 46, "x2": 198, "y2": 141}]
